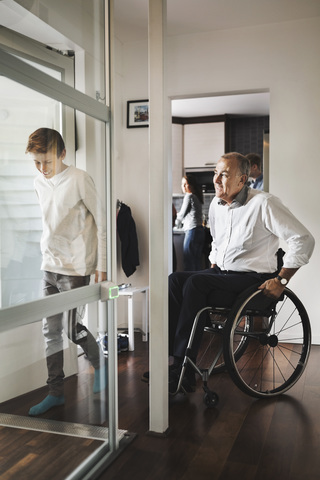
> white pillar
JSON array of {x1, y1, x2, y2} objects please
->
[{"x1": 148, "y1": 0, "x2": 170, "y2": 434}]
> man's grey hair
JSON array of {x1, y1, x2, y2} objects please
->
[{"x1": 221, "y1": 152, "x2": 250, "y2": 178}]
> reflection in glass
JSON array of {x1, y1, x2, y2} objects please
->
[
  {"x1": 0, "y1": 2, "x2": 117, "y2": 475},
  {"x1": 0, "y1": 77, "x2": 62, "y2": 308},
  {"x1": 25, "y1": 126, "x2": 107, "y2": 416}
]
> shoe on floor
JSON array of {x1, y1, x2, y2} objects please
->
[
  {"x1": 169, "y1": 368, "x2": 196, "y2": 395},
  {"x1": 98, "y1": 334, "x2": 128, "y2": 354},
  {"x1": 141, "y1": 371, "x2": 149, "y2": 382},
  {"x1": 141, "y1": 364, "x2": 181, "y2": 383},
  {"x1": 118, "y1": 334, "x2": 129, "y2": 352}
]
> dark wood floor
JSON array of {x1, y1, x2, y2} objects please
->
[
  {"x1": 0, "y1": 356, "x2": 106, "y2": 479},
  {"x1": 104, "y1": 337, "x2": 320, "y2": 480},
  {"x1": 1, "y1": 336, "x2": 320, "y2": 479}
]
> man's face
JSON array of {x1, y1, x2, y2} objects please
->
[
  {"x1": 213, "y1": 157, "x2": 246, "y2": 204},
  {"x1": 29, "y1": 149, "x2": 66, "y2": 179},
  {"x1": 250, "y1": 163, "x2": 259, "y2": 179}
]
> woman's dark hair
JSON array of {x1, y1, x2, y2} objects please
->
[
  {"x1": 184, "y1": 174, "x2": 204, "y2": 204},
  {"x1": 26, "y1": 128, "x2": 65, "y2": 158}
]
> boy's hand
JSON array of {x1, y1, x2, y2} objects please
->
[{"x1": 95, "y1": 271, "x2": 107, "y2": 283}]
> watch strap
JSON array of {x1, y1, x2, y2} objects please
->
[{"x1": 276, "y1": 275, "x2": 288, "y2": 285}]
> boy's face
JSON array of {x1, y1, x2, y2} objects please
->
[{"x1": 29, "y1": 149, "x2": 66, "y2": 179}]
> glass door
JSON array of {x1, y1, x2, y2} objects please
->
[
  {"x1": 0, "y1": 13, "x2": 125, "y2": 478},
  {"x1": 0, "y1": 77, "x2": 64, "y2": 308}
]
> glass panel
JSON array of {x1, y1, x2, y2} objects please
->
[
  {"x1": 0, "y1": 0, "x2": 105, "y2": 101},
  {"x1": 0, "y1": 26, "x2": 73, "y2": 86},
  {"x1": 0, "y1": 3, "x2": 120, "y2": 476},
  {"x1": 0, "y1": 76, "x2": 62, "y2": 307},
  {"x1": 14, "y1": 55, "x2": 63, "y2": 80},
  {"x1": 0, "y1": 83, "x2": 114, "y2": 478}
]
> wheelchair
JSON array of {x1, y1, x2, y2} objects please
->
[{"x1": 171, "y1": 283, "x2": 312, "y2": 408}]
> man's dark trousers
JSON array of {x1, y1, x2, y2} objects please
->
[{"x1": 169, "y1": 266, "x2": 274, "y2": 360}]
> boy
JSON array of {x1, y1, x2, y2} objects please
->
[{"x1": 26, "y1": 128, "x2": 107, "y2": 416}]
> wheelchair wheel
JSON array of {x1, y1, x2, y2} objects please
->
[
  {"x1": 198, "y1": 310, "x2": 251, "y2": 375},
  {"x1": 223, "y1": 287, "x2": 311, "y2": 398}
]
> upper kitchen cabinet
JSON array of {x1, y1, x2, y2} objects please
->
[
  {"x1": 171, "y1": 116, "x2": 226, "y2": 193},
  {"x1": 171, "y1": 113, "x2": 269, "y2": 175},
  {"x1": 184, "y1": 121, "x2": 225, "y2": 168}
]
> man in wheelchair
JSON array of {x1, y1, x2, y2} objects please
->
[{"x1": 168, "y1": 152, "x2": 315, "y2": 394}]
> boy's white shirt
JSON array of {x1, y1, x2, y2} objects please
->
[{"x1": 34, "y1": 165, "x2": 107, "y2": 276}]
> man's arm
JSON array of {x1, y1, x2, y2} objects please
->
[
  {"x1": 258, "y1": 195, "x2": 315, "y2": 298},
  {"x1": 258, "y1": 267, "x2": 298, "y2": 298}
]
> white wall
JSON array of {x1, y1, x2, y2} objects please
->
[
  {"x1": 114, "y1": 37, "x2": 150, "y2": 329},
  {"x1": 116, "y1": 16, "x2": 320, "y2": 341}
]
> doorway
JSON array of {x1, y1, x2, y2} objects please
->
[
  {"x1": 0, "y1": 14, "x2": 128, "y2": 477},
  {"x1": 171, "y1": 91, "x2": 270, "y2": 272}
]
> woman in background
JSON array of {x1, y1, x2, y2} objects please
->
[{"x1": 176, "y1": 174, "x2": 204, "y2": 271}]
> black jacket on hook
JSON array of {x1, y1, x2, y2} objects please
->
[{"x1": 117, "y1": 203, "x2": 140, "y2": 277}]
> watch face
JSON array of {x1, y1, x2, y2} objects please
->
[{"x1": 277, "y1": 275, "x2": 287, "y2": 285}]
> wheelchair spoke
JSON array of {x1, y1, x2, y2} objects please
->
[
  {"x1": 275, "y1": 343, "x2": 298, "y2": 371},
  {"x1": 239, "y1": 345, "x2": 270, "y2": 389},
  {"x1": 224, "y1": 287, "x2": 311, "y2": 398},
  {"x1": 198, "y1": 324, "x2": 226, "y2": 374}
]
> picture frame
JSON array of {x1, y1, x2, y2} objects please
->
[{"x1": 127, "y1": 99, "x2": 149, "y2": 128}]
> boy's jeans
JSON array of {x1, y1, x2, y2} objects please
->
[{"x1": 42, "y1": 271, "x2": 101, "y2": 396}]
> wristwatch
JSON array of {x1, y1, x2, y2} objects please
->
[{"x1": 276, "y1": 275, "x2": 288, "y2": 285}]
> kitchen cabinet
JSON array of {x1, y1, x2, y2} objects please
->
[{"x1": 184, "y1": 122, "x2": 225, "y2": 168}]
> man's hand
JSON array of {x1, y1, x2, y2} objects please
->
[
  {"x1": 258, "y1": 278, "x2": 285, "y2": 299},
  {"x1": 259, "y1": 267, "x2": 298, "y2": 299},
  {"x1": 95, "y1": 271, "x2": 107, "y2": 283}
]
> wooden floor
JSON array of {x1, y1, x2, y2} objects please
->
[
  {"x1": 105, "y1": 338, "x2": 320, "y2": 480},
  {"x1": 1, "y1": 336, "x2": 320, "y2": 479},
  {"x1": 0, "y1": 357, "x2": 107, "y2": 479}
]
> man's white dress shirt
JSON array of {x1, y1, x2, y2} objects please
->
[{"x1": 208, "y1": 187, "x2": 314, "y2": 273}]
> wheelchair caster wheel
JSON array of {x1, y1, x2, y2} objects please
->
[{"x1": 203, "y1": 391, "x2": 219, "y2": 408}]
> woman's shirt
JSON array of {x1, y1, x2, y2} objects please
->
[{"x1": 176, "y1": 193, "x2": 203, "y2": 231}]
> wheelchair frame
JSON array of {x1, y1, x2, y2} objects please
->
[{"x1": 171, "y1": 285, "x2": 312, "y2": 408}]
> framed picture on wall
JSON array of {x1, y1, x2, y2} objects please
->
[{"x1": 127, "y1": 99, "x2": 149, "y2": 128}]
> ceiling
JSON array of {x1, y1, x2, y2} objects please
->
[
  {"x1": 1, "y1": 0, "x2": 319, "y2": 117},
  {"x1": 114, "y1": 0, "x2": 320, "y2": 43},
  {"x1": 171, "y1": 93, "x2": 270, "y2": 118},
  {"x1": 114, "y1": 0, "x2": 320, "y2": 117}
]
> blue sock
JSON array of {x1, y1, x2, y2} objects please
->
[
  {"x1": 28, "y1": 394, "x2": 65, "y2": 416},
  {"x1": 93, "y1": 365, "x2": 108, "y2": 393}
]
